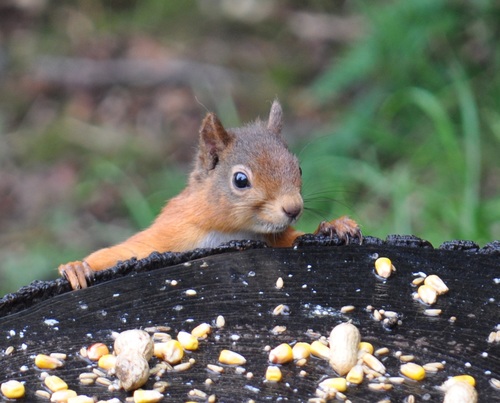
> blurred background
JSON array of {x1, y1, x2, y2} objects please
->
[{"x1": 1, "y1": 0, "x2": 499, "y2": 295}]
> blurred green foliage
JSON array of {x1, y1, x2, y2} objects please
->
[
  {"x1": 1, "y1": 0, "x2": 499, "y2": 296},
  {"x1": 301, "y1": 0, "x2": 500, "y2": 245}
]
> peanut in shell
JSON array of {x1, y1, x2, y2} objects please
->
[{"x1": 328, "y1": 322, "x2": 361, "y2": 376}]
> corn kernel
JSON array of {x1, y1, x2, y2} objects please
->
[
  {"x1": 98, "y1": 354, "x2": 117, "y2": 370},
  {"x1": 424, "y1": 274, "x2": 449, "y2": 295},
  {"x1": 155, "y1": 340, "x2": 184, "y2": 365},
  {"x1": 1, "y1": 380, "x2": 25, "y2": 399},
  {"x1": 450, "y1": 375, "x2": 476, "y2": 387},
  {"x1": 310, "y1": 340, "x2": 330, "y2": 360},
  {"x1": 318, "y1": 377, "x2": 347, "y2": 393},
  {"x1": 218, "y1": 349, "x2": 246, "y2": 365},
  {"x1": 359, "y1": 342, "x2": 374, "y2": 355},
  {"x1": 269, "y1": 343, "x2": 293, "y2": 364},
  {"x1": 87, "y1": 343, "x2": 109, "y2": 361},
  {"x1": 362, "y1": 353, "x2": 386, "y2": 374},
  {"x1": 417, "y1": 285, "x2": 438, "y2": 305},
  {"x1": 265, "y1": 366, "x2": 282, "y2": 382},
  {"x1": 35, "y1": 354, "x2": 63, "y2": 369},
  {"x1": 346, "y1": 364, "x2": 364, "y2": 384},
  {"x1": 44, "y1": 375, "x2": 68, "y2": 392},
  {"x1": 177, "y1": 331, "x2": 199, "y2": 351},
  {"x1": 292, "y1": 342, "x2": 311, "y2": 360},
  {"x1": 50, "y1": 389, "x2": 77, "y2": 402},
  {"x1": 191, "y1": 323, "x2": 211, "y2": 339},
  {"x1": 375, "y1": 257, "x2": 395, "y2": 278},
  {"x1": 133, "y1": 389, "x2": 164, "y2": 403},
  {"x1": 400, "y1": 362, "x2": 426, "y2": 381}
]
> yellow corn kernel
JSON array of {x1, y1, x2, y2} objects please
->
[
  {"x1": 191, "y1": 323, "x2": 211, "y2": 339},
  {"x1": 133, "y1": 389, "x2": 164, "y2": 403},
  {"x1": 346, "y1": 364, "x2": 364, "y2": 384},
  {"x1": 265, "y1": 366, "x2": 282, "y2": 382},
  {"x1": 218, "y1": 349, "x2": 246, "y2": 365},
  {"x1": 153, "y1": 342, "x2": 166, "y2": 358},
  {"x1": 292, "y1": 342, "x2": 311, "y2": 360},
  {"x1": 400, "y1": 362, "x2": 426, "y2": 381},
  {"x1": 1, "y1": 380, "x2": 25, "y2": 399},
  {"x1": 50, "y1": 389, "x2": 77, "y2": 402},
  {"x1": 424, "y1": 274, "x2": 449, "y2": 295},
  {"x1": 44, "y1": 375, "x2": 68, "y2": 392},
  {"x1": 362, "y1": 353, "x2": 386, "y2": 374},
  {"x1": 67, "y1": 396, "x2": 95, "y2": 403},
  {"x1": 451, "y1": 375, "x2": 476, "y2": 387},
  {"x1": 177, "y1": 331, "x2": 199, "y2": 351},
  {"x1": 35, "y1": 354, "x2": 63, "y2": 370},
  {"x1": 318, "y1": 377, "x2": 347, "y2": 393},
  {"x1": 269, "y1": 343, "x2": 293, "y2": 364},
  {"x1": 310, "y1": 340, "x2": 330, "y2": 360},
  {"x1": 374, "y1": 257, "x2": 395, "y2": 278},
  {"x1": 359, "y1": 342, "x2": 374, "y2": 355},
  {"x1": 98, "y1": 354, "x2": 117, "y2": 370},
  {"x1": 155, "y1": 340, "x2": 184, "y2": 364},
  {"x1": 86, "y1": 343, "x2": 109, "y2": 361},
  {"x1": 417, "y1": 285, "x2": 438, "y2": 305}
]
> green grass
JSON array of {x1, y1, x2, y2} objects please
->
[{"x1": 300, "y1": 0, "x2": 500, "y2": 246}]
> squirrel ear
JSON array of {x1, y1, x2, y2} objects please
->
[
  {"x1": 198, "y1": 112, "x2": 233, "y2": 170},
  {"x1": 267, "y1": 99, "x2": 283, "y2": 135}
]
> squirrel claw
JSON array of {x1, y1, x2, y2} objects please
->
[
  {"x1": 314, "y1": 216, "x2": 362, "y2": 245},
  {"x1": 58, "y1": 260, "x2": 94, "y2": 290}
]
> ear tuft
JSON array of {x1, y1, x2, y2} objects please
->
[
  {"x1": 267, "y1": 99, "x2": 283, "y2": 135},
  {"x1": 198, "y1": 113, "x2": 233, "y2": 170}
]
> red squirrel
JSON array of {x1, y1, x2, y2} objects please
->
[{"x1": 59, "y1": 100, "x2": 361, "y2": 289}]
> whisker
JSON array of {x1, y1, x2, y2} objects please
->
[{"x1": 302, "y1": 206, "x2": 330, "y2": 222}]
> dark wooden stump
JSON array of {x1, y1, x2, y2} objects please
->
[{"x1": 0, "y1": 236, "x2": 499, "y2": 402}]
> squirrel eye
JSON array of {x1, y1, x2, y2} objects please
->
[{"x1": 233, "y1": 171, "x2": 250, "y2": 189}]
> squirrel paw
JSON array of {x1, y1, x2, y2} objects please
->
[
  {"x1": 58, "y1": 260, "x2": 94, "y2": 290},
  {"x1": 314, "y1": 216, "x2": 362, "y2": 245}
]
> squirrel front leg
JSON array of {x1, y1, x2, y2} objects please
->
[
  {"x1": 313, "y1": 216, "x2": 362, "y2": 244},
  {"x1": 58, "y1": 231, "x2": 165, "y2": 289},
  {"x1": 268, "y1": 215, "x2": 362, "y2": 248}
]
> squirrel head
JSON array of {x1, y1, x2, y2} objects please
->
[{"x1": 191, "y1": 100, "x2": 303, "y2": 234}]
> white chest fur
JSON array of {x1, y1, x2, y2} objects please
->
[{"x1": 197, "y1": 231, "x2": 265, "y2": 249}]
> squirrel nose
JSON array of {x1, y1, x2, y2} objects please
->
[{"x1": 283, "y1": 205, "x2": 302, "y2": 220}]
